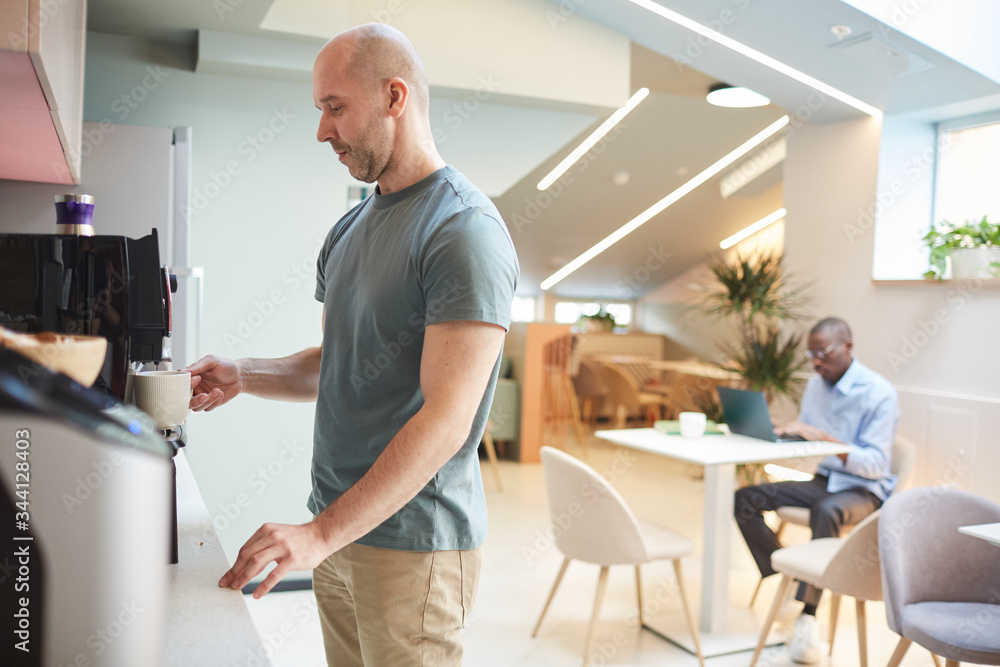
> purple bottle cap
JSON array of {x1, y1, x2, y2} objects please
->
[{"x1": 55, "y1": 194, "x2": 96, "y2": 236}]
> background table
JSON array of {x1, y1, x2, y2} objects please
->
[
  {"x1": 959, "y1": 522, "x2": 1000, "y2": 547},
  {"x1": 595, "y1": 427, "x2": 850, "y2": 656}
]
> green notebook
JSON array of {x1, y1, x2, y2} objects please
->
[{"x1": 654, "y1": 420, "x2": 725, "y2": 435}]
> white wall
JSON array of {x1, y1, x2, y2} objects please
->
[{"x1": 782, "y1": 116, "x2": 1000, "y2": 504}]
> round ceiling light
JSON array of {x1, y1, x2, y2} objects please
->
[{"x1": 706, "y1": 83, "x2": 771, "y2": 108}]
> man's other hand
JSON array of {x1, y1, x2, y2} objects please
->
[{"x1": 219, "y1": 521, "x2": 333, "y2": 598}]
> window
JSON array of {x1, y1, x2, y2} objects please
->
[
  {"x1": 511, "y1": 296, "x2": 536, "y2": 323},
  {"x1": 935, "y1": 114, "x2": 1000, "y2": 225}
]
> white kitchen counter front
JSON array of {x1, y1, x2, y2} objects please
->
[{"x1": 165, "y1": 449, "x2": 273, "y2": 666}]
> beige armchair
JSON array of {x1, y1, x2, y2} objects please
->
[{"x1": 532, "y1": 447, "x2": 703, "y2": 666}]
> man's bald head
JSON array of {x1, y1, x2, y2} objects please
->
[
  {"x1": 810, "y1": 317, "x2": 852, "y2": 341},
  {"x1": 322, "y1": 23, "x2": 430, "y2": 113}
]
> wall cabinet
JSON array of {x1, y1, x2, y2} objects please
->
[{"x1": 0, "y1": 0, "x2": 87, "y2": 184}]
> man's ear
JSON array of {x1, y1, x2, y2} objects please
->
[
  {"x1": 386, "y1": 78, "x2": 408, "y2": 118},
  {"x1": 844, "y1": 339, "x2": 854, "y2": 355}
]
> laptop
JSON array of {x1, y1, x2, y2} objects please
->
[{"x1": 716, "y1": 386, "x2": 806, "y2": 443}]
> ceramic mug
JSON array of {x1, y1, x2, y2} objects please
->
[
  {"x1": 134, "y1": 370, "x2": 192, "y2": 429},
  {"x1": 678, "y1": 411, "x2": 708, "y2": 438}
]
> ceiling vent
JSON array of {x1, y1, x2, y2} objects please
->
[{"x1": 830, "y1": 32, "x2": 934, "y2": 78}]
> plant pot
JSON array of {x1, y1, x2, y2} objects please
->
[{"x1": 950, "y1": 246, "x2": 1000, "y2": 279}]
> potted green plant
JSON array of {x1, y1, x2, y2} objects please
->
[
  {"x1": 922, "y1": 216, "x2": 1000, "y2": 280},
  {"x1": 577, "y1": 308, "x2": 617, "y2": 333},
  {"x1": 703, "y1": 252, "x2": 811, "y2": 405}
]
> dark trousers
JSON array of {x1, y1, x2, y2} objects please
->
[{"x1": 733, "y1": 475, "x2": 882, "y2": 606}]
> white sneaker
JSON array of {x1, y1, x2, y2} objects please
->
[
  {"x1": 777, "y1": 597, "x2": 805, "y2": 621},
  {"x1": 788, "y1": 613, "x2": 821, "y2": 664}
]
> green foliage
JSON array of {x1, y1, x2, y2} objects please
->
[
  {"x1": 690, "y1": 390, "x2": 726, "y2": 424},
  {"x1": 704, "y1": 251, "x2": 811, "y2": 407},
  {"x1": 704, "y1": 252, "x2": 809, "y2": 322},
  {"x1": 720, "y1": 324, "x2": 807, "y2": 404},
  {"x1": 922, "y1": 216, "x2": 1000, "y2": 279},
  {"x1": 578, "y1": 308, "x2": 616, "y2": 331}
]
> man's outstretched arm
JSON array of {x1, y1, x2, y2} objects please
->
[{"x1": 185, "y1": 309, "x2": 325, "y2": 410}]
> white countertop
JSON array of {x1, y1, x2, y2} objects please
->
[
  {"x1": 164, "y1": 450, "x2": 273, "y2": 666},
  {"x1": 595, "y1": 428, "x2": 851, "y2": 466}
]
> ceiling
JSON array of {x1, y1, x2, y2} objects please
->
[{"x1": 86, "y1": 0, "x2": 1000, "y2": 299}]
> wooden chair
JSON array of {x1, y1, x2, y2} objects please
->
[{"x1": 599, "y1": 361, "x2": 671, "y2": 428}]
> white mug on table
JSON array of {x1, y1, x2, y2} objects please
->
[{"x1": 678, "y1": 411, "x2": 707, "y2": 438}]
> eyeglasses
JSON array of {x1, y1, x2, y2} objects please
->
[{"x1": 805, "y1": 340, "x2": 844, "y2": 361}]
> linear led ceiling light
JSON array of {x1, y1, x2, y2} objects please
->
[
  {"x1": 719, "y1": 208, "x2": 786, "y2": 249},
  {"x1": 536, "y1": 87, "x2": 650, "y2": 191},
  {"x1": 540, "y1": 115, "x2": 789, "y2": 291},
  {"x1": 625, "y1": 0, "x2": 881, "y2": 117}
]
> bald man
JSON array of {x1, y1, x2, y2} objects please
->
[
  {"x1": 184, "y1": 24, "x2": 518, "y2": 666},
  {"x1": 733, "y1": 317, "x2": 899, "y2": 663}
]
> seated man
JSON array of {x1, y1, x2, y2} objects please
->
[{"x1": 734, "y1": 317, "x2": 899, "y2": 664}]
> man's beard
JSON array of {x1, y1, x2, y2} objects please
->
[{"x1": 343, "y1": 111, "x2": 392, "y2": 184}]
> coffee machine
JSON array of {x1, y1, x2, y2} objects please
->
[
  {"x1": 0, "y1": 222, "x2": 177, "y2": 401},
  {"x1": 0, "y1": 348, "x2": 172, "y2": 667}
]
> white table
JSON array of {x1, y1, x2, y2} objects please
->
[
  {"x1": 958, "y1": 522, "x2": 1000, "y2": 547},
  {"x1": 595, "y1": 428, "x2": 850, "y2": 656}
]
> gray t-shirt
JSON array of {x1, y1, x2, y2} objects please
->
[{"x1": 311, "y1": 166, "x2": 519, "y2": 551}]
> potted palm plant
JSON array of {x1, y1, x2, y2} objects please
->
[
  {"x1": 922, "y1": 216, "x2": 1000, "y2": 279},
  {"x1": 703, "y1": 252, "x2": 811, "y2": 404}
]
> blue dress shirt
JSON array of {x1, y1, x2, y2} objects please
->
[{"x1": 799, "y1": 359, "x2": 900, "y2": 501}]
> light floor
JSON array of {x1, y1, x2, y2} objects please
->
[{"x1": 245, "y1": 435, "x2": 939, "y2": 667}]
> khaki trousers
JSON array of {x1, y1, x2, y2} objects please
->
[{"x1": 312, "y1": 543, "x2": 482, "y2": 667}]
